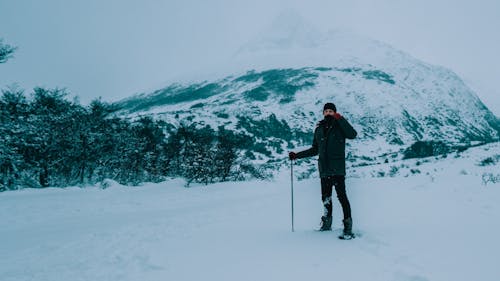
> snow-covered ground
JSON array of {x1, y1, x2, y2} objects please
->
[{"x1": 1, "y1": 143, "x2": 499, "y2": 281}]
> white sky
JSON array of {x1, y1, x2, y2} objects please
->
[{"x1": 0, "y1": 0, "x2": 499, "y2": 115}]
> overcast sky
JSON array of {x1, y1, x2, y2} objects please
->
[{"x1": 0, "y1": 0, "x2": 499, "y2": 114}]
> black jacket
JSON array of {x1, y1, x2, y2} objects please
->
[{"x1": 296, "y1": 116, "x2": 357, "y2": 177}]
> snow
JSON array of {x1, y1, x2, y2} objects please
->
[{"x1": 1, "y1": 144, "x2": 499, "y2": 281}]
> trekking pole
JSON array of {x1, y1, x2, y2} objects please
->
[{"x1": 290, "y1": 158, "x2": 295, "y2": 232}]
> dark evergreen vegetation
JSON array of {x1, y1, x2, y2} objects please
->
[
  {"x1": 0, "y1": 87, "x2": 263, "y2": 191},
  {"x1": 0, "y1": 39, "x2": 16, "y2": 64}
]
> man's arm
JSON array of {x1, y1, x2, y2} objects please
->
[
  {"x1": 295, "y1": 129, "x2": 319, "y2": 159},
  {"x1": 336, "y1": 116, "x2": 357, "y2": 139}
]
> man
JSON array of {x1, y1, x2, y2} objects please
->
[{"x1": 289, "y1": 102, "x2": 357, "y2": 239}]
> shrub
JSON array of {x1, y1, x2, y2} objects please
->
[
  {"x1": 403, "y1": 141, "x2": 450, "y2": 159},
  {"x1": 478, "y1": 155, "x2": 500, "y2": 166}
]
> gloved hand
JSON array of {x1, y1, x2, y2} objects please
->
[
  {"x1": 289, "y1": 151, "x2": 298, "y2": 160},
  {"x1": 333, "y1": 112, "x2": 342, "y2": 120}
]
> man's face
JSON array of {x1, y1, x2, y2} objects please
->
[{"x1": 323, "y1": 109, "x2": 335, "y2": 117}]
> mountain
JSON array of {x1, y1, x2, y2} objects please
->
[{"x1": 114, "y1": 12, "x2": 499, "y2": 169}]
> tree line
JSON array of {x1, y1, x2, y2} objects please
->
[{"x1": 0, "y1": 87, "x2": 264, "y2": 191}]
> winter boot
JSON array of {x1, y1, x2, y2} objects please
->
[
  {"x1": 318, "y1": 216, "x2": 332, "y2": 231},
  {"x1": 339, "y1": 217, "x2": 355, "y2": 239}
]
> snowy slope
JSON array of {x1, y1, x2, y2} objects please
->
[
  {"x1": 1, "y1": 143, "x2": 499, "y2": 281},
  {"x1": 114, "y1": 13, "x2": 499, "y2": 166}
]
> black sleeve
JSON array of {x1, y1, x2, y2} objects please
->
[
  {"x1": 296, "y1": 128, "x2": 319, "y2": 159},
  {"x1": 337, "y1": 117, "x2": 357, "y2": 139}
]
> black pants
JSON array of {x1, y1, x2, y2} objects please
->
[{"x1": 321, "y1": 175, "x2": 351, "y2": 220}]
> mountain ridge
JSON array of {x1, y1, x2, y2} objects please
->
[
  {"x1": 113, "y1": 15, "x2": 499, "y2": 168},
  {"x1": 114, "y1": 65, "x2": 498, "y2": 162}
]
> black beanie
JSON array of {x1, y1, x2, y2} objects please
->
[{"x1": 323, "y1": 102, "x2": 336, "y2": 112}]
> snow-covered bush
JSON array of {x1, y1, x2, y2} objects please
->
[
  {"x1": 478, "y1": 155, "x2": 500, "y2": 166},
  {"x1": 482, "y1": 173, "x2": 500, "y2": 186}
]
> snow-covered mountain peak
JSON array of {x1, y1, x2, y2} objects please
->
[
  {"x1": 237, "y1": 10, "x2": 326, "y2": 53},
  {"x1": 230, "y1": 12, "x2": 417, "y2": 76}
]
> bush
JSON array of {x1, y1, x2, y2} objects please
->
[
  {"x1": 403, "y1": 141, "x2": 450, "y2": 159},
  {"x1": 478, "y1": 155, "x2": 500, "y2": 166},
  {"x1": 410, "y1": 169, "x2": 421, "y2": 174},
  {"x1": 482, "y1": 173, "x2": 500, "y2": 185},
  {"x1": 388, "y1": 166, "x2": 399, "y2": 177}
]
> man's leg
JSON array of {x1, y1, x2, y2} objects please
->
[
  {"x1": 333, "y1": 175, "x2": 351, "y2": 219},
  {"x1": 333, "y1": 175, "x2": 353, "y2": 237},
  {"x1": 320, "y1": 177, "x2": 334, "y2": 217},
  {"x1": 319, "y1": 177, "x2": 333, "y2": 231}
]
